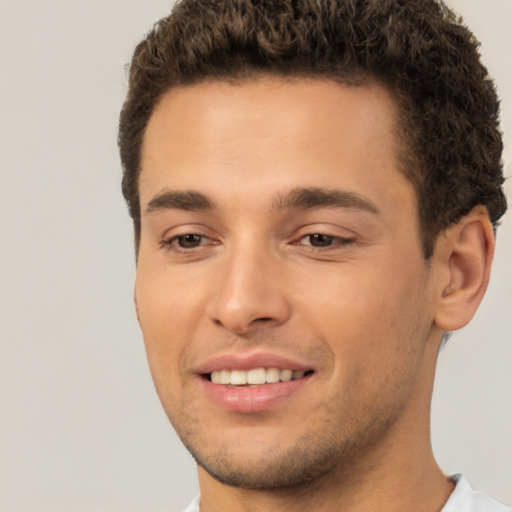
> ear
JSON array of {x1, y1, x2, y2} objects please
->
[{"x1": 433, "y1": 206, "x2": 495, "y2": 332}]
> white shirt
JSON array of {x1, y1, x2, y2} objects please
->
[
  {"x1": 442, "y1": 474, "x2": 511, "y2": 512},
  {"x1": 182, "y1": 474, "x2": 511, "y2": 512}
]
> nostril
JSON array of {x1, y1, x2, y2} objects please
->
[{"x1": 253, "y1": 317, "x2": 273, "y2": 323}]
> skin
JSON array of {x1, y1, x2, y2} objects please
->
[{"x1": 135, "y1": 78, "x2": 494, "y2": 512}]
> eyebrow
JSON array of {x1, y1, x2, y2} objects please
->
[
  {"x1": 272, "y1": 187, "x2": 380, "y2": 215},
  {"x1": 144, "y1": 186, "x2": 380, "y2": 216},
  {"x1": 145, "y1": 190, "x2": 215, "y2": 215}
]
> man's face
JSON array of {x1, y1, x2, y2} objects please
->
[{"x1": 136, "y1": 78, "x2": 442, "y2": 489}]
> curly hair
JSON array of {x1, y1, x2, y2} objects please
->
[{"x1": 119, "y1": 0, "x2": 507, "y2": 257}]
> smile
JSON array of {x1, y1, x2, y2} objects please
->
[
  {"x1": 202, "y1": 368, "x2": 314, "y2": 413},
  {"x1": 196, "y1": 352, "x2": 315, "y2": 412},
  {"x1": 209, "y1": 367, "x2": 309, "y2": 386}
]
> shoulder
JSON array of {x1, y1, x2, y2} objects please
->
[{"x1": 442, "y1": 474, "x2": 511, "y2": 512}]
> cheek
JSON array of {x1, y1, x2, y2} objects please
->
[
  {"x1": 292, "y1": 257, "x2": 431, "y2": 368},
  {"x1": 134, "y1": 266, "x2": 202, "y2": 394},
  {"x1": 296, "y1": 265, "x2": 431, "y2": 427},
  {"x1": 136, "y1": 261, "x2": 205, "y2": 334},
  {"x1": 294, "y1": 263, "x2": 402, "y2": 327}
]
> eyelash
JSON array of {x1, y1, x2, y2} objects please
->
[
  {"x1": 160, "y1": 232, "x2": 355, "y2": 255},
  {"x1": 161, "y1": 233, "x2": 213, "y2": 252},
  {"x1": 295, "y1": 233, "x2": 355, "y2": 250}
]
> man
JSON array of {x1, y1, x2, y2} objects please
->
[{"x1": 118, "y1": 1, "x2": 510, "y2": 511}]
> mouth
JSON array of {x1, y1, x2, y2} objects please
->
[
  {"x1": 199, "y1": 365, "x2": 314, "y2": 413},
  {"x1": 205, "y1": 367, "x2": 314, "y2": 386},
  {"x1": 196, "y1": 352, "x2": 315, "y2": 412}
]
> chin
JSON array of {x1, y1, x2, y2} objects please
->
[{"x1": 193, "y1": 443, "x2": 338, "y2": 490}]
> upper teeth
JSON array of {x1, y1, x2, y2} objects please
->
[{"x1": 210, "y1": 368, "x2": 306, "y2": 386}]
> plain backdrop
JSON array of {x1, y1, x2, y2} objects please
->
[{"x1": 0, "y1": 1, "x2": 510, "y2": 511}]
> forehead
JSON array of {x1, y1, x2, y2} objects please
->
[
  {"x1": 143, "y1": 77, "x2": 398, "y2": 156},
  {"x1": 139, "y1": 77, "x2": 412, "y2": 215}
]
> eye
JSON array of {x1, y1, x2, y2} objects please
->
[
  {"x1": 306, "y1": 234, "x2": 336, "y2": 247},
  {"x1": 162, "y1": 233, "x2": 211, "y2": 251},
  {"x1": 175, "y1": 234, "x2": 205, "y2": 248},
  {"x1": 299, "y1": 233, "x2": 354, "y2": 248}
]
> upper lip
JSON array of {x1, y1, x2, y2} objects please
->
[{"x1": 194, "y1": 351, "x2": 314, "y2": 375}]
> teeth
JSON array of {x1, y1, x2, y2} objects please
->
[
  {"x1": 266, "y1": 367, "x2": 280, "y2": 383},
  {"x1": 247, "y1": 368, "x2": 266, "y2": 385},
  {"x1": 280, "y1": 369, "x2": 293, "y2": 382},
  {"x1": 230, "y1": 370, "x2": 247, "y2": 385},
  {"x1": 210, "y1": 367, "x2": 309, "y2": 386}
]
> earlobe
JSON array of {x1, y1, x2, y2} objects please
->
[{"x1": 433, "y1": 206, "x2": 495, "y2": 333}]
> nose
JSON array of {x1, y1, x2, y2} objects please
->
[{"x1": 206, "y1": 243, "x2": 291, "y2": 335}]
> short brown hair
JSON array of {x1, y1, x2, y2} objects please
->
[{"x1": 119, "y1": 0, "x2": 507, "y2": 257}]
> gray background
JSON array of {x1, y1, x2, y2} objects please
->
[{"x1": 0, "y1": 1, "x2": 510, "y2": 510}]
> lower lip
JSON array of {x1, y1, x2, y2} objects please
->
[{"x1": 201, "y1": 375, "x2": 311, "y2": 413}]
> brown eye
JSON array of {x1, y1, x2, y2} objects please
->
[
  {"x1": 177, "y1": 234, "x2": 204, "y2": 248},
  {"x1": 308, "y1": 234, "x2": 334, "y2": 247}
]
